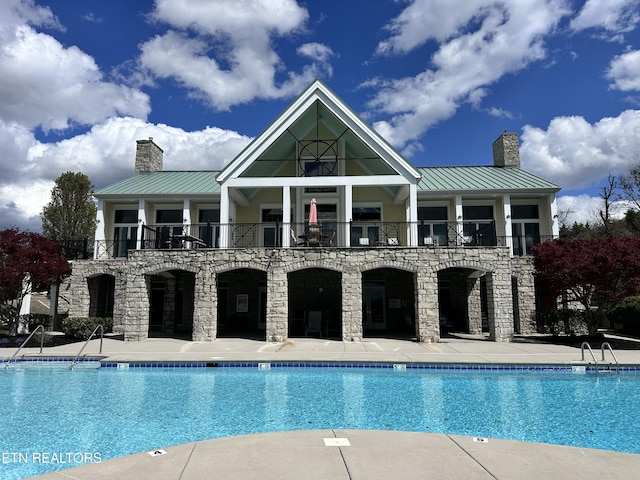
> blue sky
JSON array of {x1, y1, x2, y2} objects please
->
[{"x1": 2, "y1": 0, "x2": 640, "y2": 232}]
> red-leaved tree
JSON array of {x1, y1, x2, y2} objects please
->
[
  {"x1": 532, "y1": 236, "x2": 640, "y2": 336},
  {"x1": 0, "y1": 228, "x2": 72, "y2": 334}
]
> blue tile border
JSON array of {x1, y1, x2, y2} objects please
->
[
  {"x1": 0, "y1": 356, "x2": 102, "y2": 367},
  {"x1": 3, "y1": 357, "x2": 640, "y2": 373}
]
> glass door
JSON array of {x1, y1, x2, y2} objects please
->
[
  {"x1": 363, "y1": 284, "x2": 386, "y2": 330},
  {"x1": 262, "y1": 207, "x2": 283, "y2": 247},
  {"x1": 113, "y1": 209, "x2": 138, "y2": 257}
]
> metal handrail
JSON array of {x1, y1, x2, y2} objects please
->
[
  {"x1": 4, "y1": 325, "x2": 46, "y2": 368},
  {"x1": 601, "y1": 342, "x2": 620, "y2": 374},
  {"x1": 580, "y1": 342, "x2": 598, "y2": 368},
  {"x1": 69, "y1": 324, "x2": 103, "y2": 370}
]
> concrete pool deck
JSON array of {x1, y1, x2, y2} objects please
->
[{"x1": 8, "y1": 333, "x2": 640, "y2": 480}]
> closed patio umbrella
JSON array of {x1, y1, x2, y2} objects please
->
[{"x1": 309, "y1": 198, "x2": 318, "y2": 226}]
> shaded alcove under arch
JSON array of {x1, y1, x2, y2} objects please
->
[
  {"x1": 361, "y1": 268, "x2": 415, "y2": 339},
  {"x1": 217, "y1": 268, "x2": 267, "y2": 340},
  {"x1": 287, "y1": 268, "x2": 342, "y2": 338},
  {"x1": 146, "y1": 269, "x2": 195, "y2": 339}
]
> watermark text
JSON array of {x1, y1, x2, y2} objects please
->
[{"x1": 2, "y1": 451, "x2": 101, "y2": 465}]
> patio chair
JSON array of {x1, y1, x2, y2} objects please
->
[
  {"x1": 290, "y1": 229, "x2": 304, "y2": 246},
  {"x1": 305, "y1": 311, "x2": 322, "y2": 337}
]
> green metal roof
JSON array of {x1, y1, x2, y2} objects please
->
[
  {"x1": 96, "y1": 165, "x2": 559, "y2": 198},
  {"x1": 96, "y1": 171, "x2": 221, "y2": 196},
  {"x1": 417, "y1": 166, "x2": 560, "y2": 192}
]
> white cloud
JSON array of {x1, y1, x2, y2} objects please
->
[
  {"x1": 570, "y1": 0, "x2": 640, "y2": 34},
  {"x1": 557, "y1": 194, "x2": 631, "y2": 227},
  {"x1": 0, "y1": 116, "x2": 251, "y2": 231},
  {"x1": 367, "y1": 0, "x2": 570, "y2": 148},
  {"x1": 139, "y1": 0, "x2": 331, "y2": 111},
  {"x1": 0, "y1": 10, "x2": 150, "y2": 131},
  {"x1": 0, "y1": 0, "x2": 62, "y2": 33},
  {"x1": 557, "y1": 194, "x2": 603, "y2": 226},
  {"x1": 520, "y1": 110, "x2": 640, "y2": 190},
  {"x1": 607, "y1": 49, "x2": 640, "y2": 91}
]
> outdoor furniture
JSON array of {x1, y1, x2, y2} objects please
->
[
  {"x1": 171, "y1": 234, "x2": 207, "y2": 248},
  {"x1": 305, "y1": 311, "x2": 322, "y2": 337}
]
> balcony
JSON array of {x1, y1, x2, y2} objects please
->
[{"x1": 87, "y1": 222, "x2": 554, "y2": 259}]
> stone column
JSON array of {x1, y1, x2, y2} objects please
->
[
  {"x1": 467, "y1": 276, "x2": 482, "y2": 334},
  {"x1": 416, "y1": 269, "x2": 439, "y2": 343},
  {"x1": 486, "y1": 269, "x2": 514, "y2": 342},
  {"x1": 112, "y1": 269, "x2": 128, "y2": 333},
  {"x1": 342, "y1": 269, "x2": 362, "y2": 341},
  {"x1": 65, "y1": 262, "x2": 92, "y2": 318},
  {"x1": 192, "y1": 265, "x2": 217, "y2": 341},
  {"x1": 513, "y1": 261, "x2": 537, "y2": 334},
  {"x1": 266, "y1": 265, "x2": 288, "y2": 342},
  {"x1": 124, "y1": 270, "x2": 150, "y2": 341}
]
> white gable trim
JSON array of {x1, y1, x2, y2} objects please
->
[{"x1": 216, "y1": 80, "x2": 421, "y2": 184}]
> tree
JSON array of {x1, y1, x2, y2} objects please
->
[
  {"x1": 532, "y1": 236, "x2": 640, "y2": 336},
  {"x1": 625, "y1": 209, "x2": 640, "y2": 235},
  {"x1": 0, "y1": 228, "x2": 72, "y2": 334},
  {"x1": 620, "y1": 165, "x2": 640, "y2": 211},
  {"x1": 41, "y1": 172, "x2": 97, "y2": 258},
  {"x1": 597, "y1": 174, "x2": 621, "y2": 236}
]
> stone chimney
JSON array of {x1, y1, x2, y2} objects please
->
[
  {"x1": 492, "y1": 131, "x2": 520, "y2": 167},
  {"x1": 134, "y1": 137, "x2": 163, "y2": 174}
]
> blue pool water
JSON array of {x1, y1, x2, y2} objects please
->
[{"x1": 1, "y1": 365, "x2": 640, "y2": 479}]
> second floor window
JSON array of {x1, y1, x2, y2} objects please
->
[
  {"x1": 113, "y1": 209, "x2": 137, "y2": 258},
  {"x1": 511, "y1": 205, "x2": 540, "y2": 256},
  {"x1": 463, "y1": 205, "x2": 495, "y2": 246},
  {"x1": 418, "y1": 206, "x2": 448, "y2": 246}
]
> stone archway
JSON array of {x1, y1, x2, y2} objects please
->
[
  {"x1": 87, "y1": 274, "x2": 115, "y2": 319},
  {"x1": 216, "y1": 268, "x2": 267, "y2": 340},
  {"x1": 361, "y1": 268, "x2": 415, "y2": 339},
  {"x1": 146, "y1": 269, "x2": 195, "y2": 339},
  {"x1": 287, "y1": 268, "x2": 342, "y2": 338}
]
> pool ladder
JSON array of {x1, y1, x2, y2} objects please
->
[
  {"x1": 4, "y1": 325, "x2": 46, "y2": 368},
  {"x1": 581, "y1": 342, "x2": 620, "y2": 373},
  {"x1": 69, "y1": 324, "x2": 104, "y2": 369}
]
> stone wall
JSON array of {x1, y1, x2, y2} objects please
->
[{"x1": 63, "y1": 246, "x2": 528, "y2": 343}]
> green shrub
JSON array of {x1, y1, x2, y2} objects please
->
[
  {"x1": 608, "y1": 296, "x2": 640, "y2": 335},
  {"x1": 25, "y1": 314, "x2": 52, "y2": 332},
  {"x1": 62, "y1": 317, "x2": 113, "y2": 339},
  {"x1": 536, "y1": 309, "x2": 588, "y2": 336}
]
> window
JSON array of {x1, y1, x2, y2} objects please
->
[
  {"x1": 511, "y1": 204, "x2": 540, "y2": 256},
  {"x1": 113, "y1": 209, "x2": 138, "y2": 257},
  {"x1": 156, "y1": 209, "x2": 182, "y2": 224},
  {"x1": 462, "y1": 205, "x2": 495, "y2": 246},
  {"x1": 418, "y1": 206, "x2": 448, "y2": 246},
  {"x1": 262, "y1": 207, "x2": 283, "y2": 247},
  {"x1": 198, "y1": 209, "x2": 220, "y2": 248},
  {"x1": 302, "y1": 158, "x2": 338, "y2": 193},
  {"x1": 155, "y1": 209, "x2": 182, "y2": 248},
  {"x1": 351, "y1": 207, "x2": 381, "y2": 246}
]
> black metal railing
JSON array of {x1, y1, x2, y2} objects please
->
[
  {"x1": 59, "y1": 238, "x2": 93, "y2": 260},
  {"x1": 89, "y1": 222, "x2": 554, "y2": 259}
]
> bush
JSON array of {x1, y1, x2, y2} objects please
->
[
  {"x1": 62, "y1": 317, "x2": 113, "y2": 340},
  {"x1": 608, "y1": 296, "x2": 640, "y2": 335},
  {"x1": 536, "y1": 309, "x2": 588, "y2": 336},
  {"x1": 25, "y1": 314, "x2": 52, "y2": 332}
]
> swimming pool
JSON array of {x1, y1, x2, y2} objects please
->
[{"x1": 1, "y1": 364, "x2": 639, "y2": 479}]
